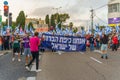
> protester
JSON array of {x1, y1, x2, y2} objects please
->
[
  {"x1": 118, "y1": 34, "x2": 120, "y2": 48},
  {"x1": 23, "y1": 33, "x2": 32, "y2": 65},
  {"x1": 40, "y1": 34, "x2": 45, "y2": 52},
  {"x1": 0, "y1": 36, "x2": 3, "y2": 51},
  {"x1": 26, "y1": 32, "x2": 41, "y2": 72},
  {"x1": 3, "y1": 35, "x2": 10, "y2": 50},
  {"x1": 20, "y1": 36, "x2": 24, "y2": 55},
  {"x1": 10, "y1": 34, "x2": 14, "y2": 49},
  {"x1": 95, "y1": 34, "x2": 100, "y2": 50},
  {"x1": 112, "y1": 33, "x2": 119, "y2": 51},
  {"x1": 89, "y1": 34, "x2": 94, "y2": 51},
  {"x1": 101, "y1": 34, "x2": 108, "y2": 59},
  {"x1": 108, "y1": 34, "x2": 112, "y2": 49},
  {"x1": 12, "y1": 33, "x2": 21, "y2": 61}
]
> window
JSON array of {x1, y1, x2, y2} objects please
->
[{"x1": 108, "y1": 3, "x2": 119, "y2": 13}]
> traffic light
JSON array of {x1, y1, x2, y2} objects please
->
[{"x1": 4, "y1": 5, "x2": 9, "y2": 17}]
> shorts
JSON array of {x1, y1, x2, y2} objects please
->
[
  {"x1": 101, "y1": 44, "x2": 107, "y2": 51},
  {"x1": 13, "y1": 47, "x2": 20, "y2": 53},
  {"x1": 24, "y1": 48, "x2": 32, "y2": 56}
]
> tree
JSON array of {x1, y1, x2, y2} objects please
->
[
  {"x1": 69, "y1": 22, "x2": 73, "y2": 28},
  {"x1": 50, "y1": 15, "x2": 55, "y2": 28},
  {"x1": 73, "y1": 27, "x2": 78, "y2": 33},
  {"x1": 16, "y1": 11, "x2": 26, "y2": 29},
  {"x1": 59, "y1": 13, "x2": 70, "y2": 22},
  {"x1": 45, "y1": 14, "x2": 49, "y2": 27},
  {"x1": 50, "y1": 13, "x2": 70, "y2": 29},
  {"x1": 81, "y1": 26, "x2": 84, "y2": 30},
  {"x1": 12, "y1": 22, "x2": 16, "y2": 30},
  {"x1": 28, "y1": 22, "x2": 34, "y2": 30}
]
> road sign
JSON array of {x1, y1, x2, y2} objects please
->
[{"x1": 4, "y1": 1, "x2": 8, "y2": 5}]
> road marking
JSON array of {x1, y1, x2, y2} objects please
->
[
  {"x1": 56, "y1": 51, "x2": 62, "y2": 55},
  {"x1": 31, "y1": 55, "x2": 41, "y2": 71},
  {"x1": 90, "y1": 57, "x2": 102, "y2": 64},
  {"x1": 27, "y1": 77, "x2": 36, "y2": 80},
  {"x1": 79, "y1": 52, "x2": 84, "y2": 54},
  {"x1": 0, "y1": 53, "x2": 4, "y2": 56},
  {"x1": 31, "y1": 63, "x2": 36, "y2": 71},
  {"x1": 94, "y1": 50, "x2": 102, "y2": 54}
]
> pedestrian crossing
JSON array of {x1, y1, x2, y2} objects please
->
[
  {"x1": 27, "y1": 77, "x2": 36, "y2": 80},
  {"x1": 26, "y1": 55, "x2": 42, "y2": 80}
]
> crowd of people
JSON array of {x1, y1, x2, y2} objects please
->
[
  {"x1": 0, "y1": 28, "x2": 120, "y2": 72},
  {"x1": 86, "y1": 32, "x2": 120, "y2": 59},
  {"x1": 0, "y1": 32, "x2": 42, "y2": 72}
]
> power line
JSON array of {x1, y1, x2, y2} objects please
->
[
  {"x1": 94, "y1": 15, "x2": 108, "y2": 25},
  {"x1": 90, "y1": 4, "x2": 108, "y2": 31},
  {"x1": 94, "y1": 4, "x2": 107, "y2": 11}
]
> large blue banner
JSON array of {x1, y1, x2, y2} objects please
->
[{"x1": 42, "y1": 34, "x2": 86, "y2": 52}]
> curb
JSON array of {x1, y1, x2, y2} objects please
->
[{"x1": 0, "y1": 51, "x2": 11, "y2": 57}]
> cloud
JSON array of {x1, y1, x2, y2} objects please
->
[
  {"x1": 30, "y1": 6, "x2": 54, "y2": 18},
  {"x1": 30, "y1": 0, "x2": 108, "y2": 26},
  {"x1": 64, "y1": 0, "x2": 108, "y2": 26}
]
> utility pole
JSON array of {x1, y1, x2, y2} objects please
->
[{"x1": 90, "y1": 9, "x2": 94, "y2": 33}]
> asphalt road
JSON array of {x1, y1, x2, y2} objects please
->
[
  {"x1": 0, "y1": 52, "x2": 36, "y2": 80},
  {"x1": 37, "y1": 49, "x2": 120, "y2": 80}
]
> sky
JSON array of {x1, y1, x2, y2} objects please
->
[{"x1": 0, "y1": 0, "x2": 109, "y2": 27}]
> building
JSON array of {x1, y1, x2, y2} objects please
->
[
  {"x1": 108, "y1": 0, "x2": 120, "y2": 27},
  {"x1": 25, "y1": 18, "x2": 46, "y2": 28}
]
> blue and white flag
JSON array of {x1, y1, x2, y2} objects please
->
[
  {"x1": 30, "y1": 26, "x2": 34, "y2": 34},
  {"x1": 116, "y1": 25, "x2": 120, "y2": 33},
  {"x1": 95, "y1": 25, "x2": 99, "y2": 33},
  {"x1": 81, "y1": 30, "x2": 86, "y2": 37},
  {"x1": 24, "y1": 24, "x2": 29, "y2": 33},
  {"x1": 14, "y1": 24, "x2": 20, "y2": 34},
  {"x1": 86, "y1": 29, "x2": 92, "y2": 34}
]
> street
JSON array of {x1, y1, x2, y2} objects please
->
[
  {"x1": 0, "y1": 52, "x2": 36, "y2": 80},
  {"x1": 0, "y1": 49, "x2": 120, "y2": 80},
  {"x1": 37, "y1": 49, "x2": 120, "y2": 80}
]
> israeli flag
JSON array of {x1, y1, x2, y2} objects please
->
[
  {"x1": 30, "y1": 26, "x2": 34, "y2": 34},
  {"x1": 95, "y1": 25, "x2": 99, "y2": 33},
  {"x1": 76, "y1": 31, "x2": 82, "y2": 36},
  {"x1": 69, "y1": 29, "x2": 73, "y2": 36},
  {"x1": 24, "y1": 24, "x2": 29, "y2": 33},
  {"x1": 98, "y1": 30, "x2": 102, "y2": 36},
  {"x1": 81, "y1": 30, "x2": 86, "y2": 37},
  {"x1": 86, "y1": 29, "x2": 92, "y2": 34},
  {"x1": 15, "y1": 24, "x2": 20, "y2": 34},
  {"x1": 116, "y1": 25, "x2": 120, "y2": 33},
  {"x1": 2, "y1": 31, "x2": 6, "y2": 35}
]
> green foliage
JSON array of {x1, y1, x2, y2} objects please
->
[
  {"x1": 28, "y1": 22, "x2": 34, "y2": 30},
  {"x1": 73, "y1": 27, "x2": 78, "y2": 33},
  {"x1": 11, "y1": 22, "x2": 16, "y2": 30},
  {"x1": 50, "y1": 13, "x2": 70, "y2": 29},
  {"x1": 69, "y1": 22, "x2": 73, "y2": 28},
  {"x1": 16, "y1": 11, "x2": 26, "y2": 29},
  {"x1": 50, "y1": 14, "x2": 55, "y2": 28},
  {"x1": 2, "y1": 22, "x2": 6, "y2": 27},
  {"x1": 59, "y1": 13, "x2": 70, "y2": 22},
  {"x1": 45, "y1": 14, "x2": 49, "y2": 27},
  {"x1": 81, "y1": 26, "x2": 85, "y2": 30},
  {"x1": 99, "y1": 26, "x2": 105, "y2": 30}
]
